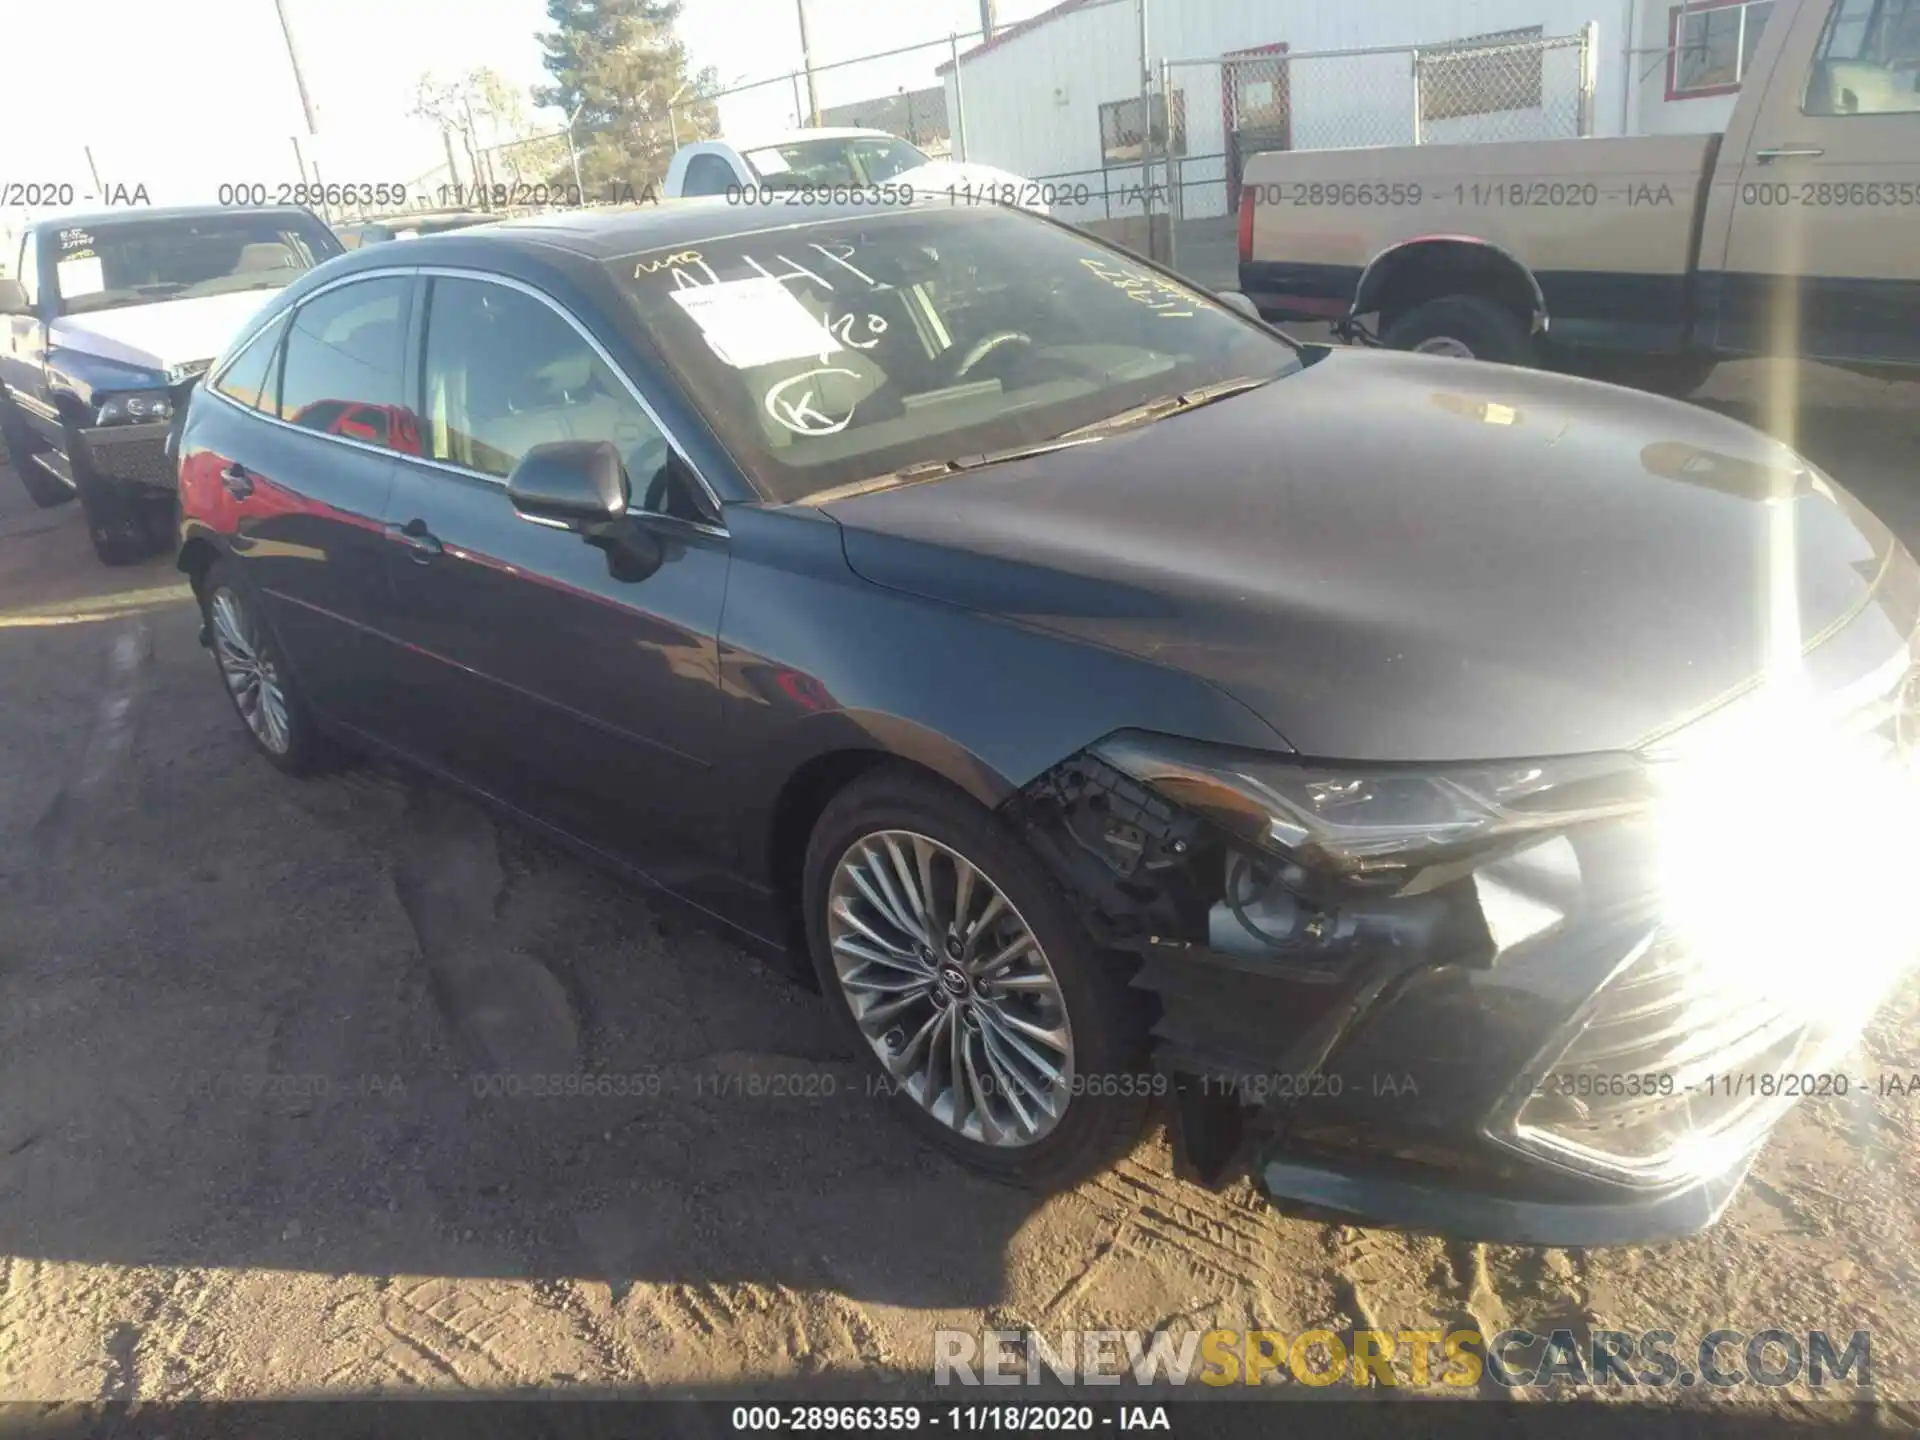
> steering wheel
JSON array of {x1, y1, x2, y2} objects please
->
[{"x1": 952, "y1": 330, "x2": 1034, "y2": 380}]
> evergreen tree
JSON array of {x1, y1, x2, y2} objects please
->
[{"x1": 535, "y1": 0, "x2": 718, "y2": 195}]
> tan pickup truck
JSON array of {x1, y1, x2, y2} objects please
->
[{"x1": 1237, "y1": 0, "x2": 1920, "y2": 387}]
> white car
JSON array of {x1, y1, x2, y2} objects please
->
[{"x1": 663, "y1": 128, "x2": 1048, "y2": 214}]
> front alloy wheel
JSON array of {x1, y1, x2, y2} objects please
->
[
  {"x1": 804, "y1": 767, "x2": 1154, "y2": 1191},
  {"x1": 828, "y1": 830, "x2": 1073, "y2": 1147}
]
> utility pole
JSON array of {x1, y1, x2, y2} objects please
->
[
  {"x1": 271, "y1": 0, "x2": 320, "y2": 135},
  {"x1": 462, "y1": 91, "x2": 493, "y2": 199},
  {"x1": 1137, "y1": 0, "x2": 1153, "y2": 253},
  {"x1": 566, "y1": 102, "x2": 587, "y2": 203},
  {"x1": 795, "y1": 0, "x2": 820, "y2": 126},
  {"x1": 979, "y1": 0, "x2": 997, "y2": 41}
]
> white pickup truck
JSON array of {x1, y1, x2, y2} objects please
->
[
  {"x1": 1238, "y1": 0, "x2": 1920, "y2": 388},
  {"x1": 663, "y1": 127, "x2": 1048, "y2": 212}
]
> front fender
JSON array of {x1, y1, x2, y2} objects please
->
[{"x1": 715, "y1": 506, "x2": 1291, "y2": 890}]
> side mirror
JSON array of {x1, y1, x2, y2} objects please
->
[
  {"x1": 507, "y1": 439, "x2": 630, "y2": 528},
  {"x1": 1214, "y1": 290, "x2": 1262, "y2": 322},
  {"x1": 0, "y1": 278, "x2": 29, "y2": 315},
  {"x1": 506, "y1": 439, "x2": 663, "y2": 582}
]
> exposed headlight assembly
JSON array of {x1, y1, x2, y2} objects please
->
[
  {"x1": 94, "y1": 391, "x2": 174, "y2": 425},
  {"x1": 1092, "y1": 732, "x2": 1649, "y2": 886},
  {"x1": 1091, "y1": 731, "x2": 1648, "y2": 976}
]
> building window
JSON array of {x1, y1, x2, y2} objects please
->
[
  {"x1": 1098, "y1": 91, "x2": 1187, "y2": 167},
  {"x1": 1421, "y1": 27, "x2": 1545, "y2": 121},
  {"x1": 1669, "y1": 0, "x2": 1776, "y2": 99}
]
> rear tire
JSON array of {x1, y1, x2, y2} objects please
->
[
  {"x1": 201, "y1": 560, "x2": 330, "y2": 776},
  {"x1": 1382, "y1": 295, "x2": 1536, "y2": 367},
  {"x1": 803, "y1": 766, "x2": 1155, "y2": 1192}
]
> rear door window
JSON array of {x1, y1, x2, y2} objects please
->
[
  {"x1": 278, "y1": 277, "x2": 419, "y2": 454},
  {"x1": 212, "y1": 314, "x2": 291, "y2": 414}
]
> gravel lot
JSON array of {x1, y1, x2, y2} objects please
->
[{"x1": 2, "y1": 356, "x2": 1919, "y2": 1421}]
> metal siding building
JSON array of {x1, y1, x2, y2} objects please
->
[{"x1": 942, "y1": 0, "x2": 1761, "y2": 219}]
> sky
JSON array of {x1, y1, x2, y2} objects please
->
[{"x1": 0, "y1": 0, "x2": 1061, "y2": 224}]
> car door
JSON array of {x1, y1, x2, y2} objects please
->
[
  {"x1": 1, "y1": 231, "x2": 57, "y2": 444},
  {"x1": 371, "y1": 269, "x2": 734, "y2": 889},
  {"x1": 212, "y1": 273, "x2": 416, "y2": 721},
  {"x1": 1712, "y1": 0, "x2": 1920, "y2": 362}
]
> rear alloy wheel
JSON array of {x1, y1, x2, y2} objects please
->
[
  {"x1": 805, "y1": 768, "x2": 1154, "y2": 1190},
  {"x1": 203, "y1": 564, "x2": 327, "y2": 775},
  {"x1": 1382, "y1": 294, "x2": 1536, "y2": 367}
]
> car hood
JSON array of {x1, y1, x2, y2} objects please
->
[
  {"x1": 822, "y1": 347, "x2": 1913, "y2": 762},
  {"x1": 50, "y1": 289, "x2": 284, "y2": 375}
]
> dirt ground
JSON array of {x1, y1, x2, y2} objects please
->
[{"x1": 2, "y1": 357, "x2": 1919, "y2": 1421}]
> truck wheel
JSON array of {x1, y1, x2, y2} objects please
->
[
  {"x1": 0, "y1": 400, "x2": 72, "y2": 509},
  {"x1": 75, "y1": 461, "x2": 160, "y2": 566},
  {"x1": 1383, "y1": 296, "x2": 1535, "y2": 367},
  {"x1": 803, "y1": 765, "x2": 1155, "y2": 1192}
]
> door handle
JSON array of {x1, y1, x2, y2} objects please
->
[
  {"x1": 1755, "y1": 147, "x2": 1824, "y2": 162},
  {"x1": 385, "y1": 517, "x2": 443, "y2": 560},
  {"x1": 219, "y1": 462, "x2": 253, "y2": 499}
]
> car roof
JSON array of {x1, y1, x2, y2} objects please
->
[
  {"x1": 348, "y1": 211, "x2": 495, "y2": 230},
  {"x1": 727, "y1": 126, "x2": 892, "y2": 148},
  {"x1": 29, "y1": 203, "x2": 321, "y2": 231},
  {"x1": 368, "y1": 195, "x2": 968, "y2": 265}
]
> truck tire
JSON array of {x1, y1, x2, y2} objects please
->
[
  {"x1": 1382, "y1": 296, "x2": 1535, "y2": 367},
  {"x1": 74, "y1": 456, "x2": 160, "y2": 566},
  {"x1": 0, "y1": 398, "x2": 73, "y2": 509}
]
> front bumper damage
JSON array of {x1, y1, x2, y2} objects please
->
[
  {"x1": 1006, "y1": 699, "x2": 1920, "y2": 1246},
  {"x1": 78, "y1": 420, "x2": 174, "y2": 491}
]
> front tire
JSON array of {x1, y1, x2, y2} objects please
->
[
  {"x1": 0, "y1": 399, "x2": 73, "y2": 509},
  {"x1": 1382, "y1": 295, "x2": 1536, "y2": 366},
  {"x1": 75, "y1": 459, "x2": 161, "y2": 566},
  {"x1": 803, "y1": 767, "x2": 1154, "y2": 1190},
  {"x1": 201, "y1": 561, "x2": 328, "y2": 775}
]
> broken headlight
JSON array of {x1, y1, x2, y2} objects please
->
[
  {"x1": 1089, "y1": 732, "x2": 1646, "y2": 973},
  {"x1": 1091, "y1": 732, "x2": 1650, "y2": 885}
]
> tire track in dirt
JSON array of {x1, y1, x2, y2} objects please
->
[
  {"x1": 1088, "y1": 1159, "x2": 1291, "y2": 1294},
  {"x1": 368, "y1": 1278, "x2": 535, "y2": 1389},
  {"x1": 532, "y1": 1277, "x2": 644, "y2": 1385}
]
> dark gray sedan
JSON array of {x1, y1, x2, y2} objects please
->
[{"x1": 172, "y1": 196, "x2": 1920, "y2": 1244}]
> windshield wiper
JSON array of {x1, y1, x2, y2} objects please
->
[
  {"x1": 804, "y1": 435, "x2": 1104, "y2": 505},
  {"x1": 799, "y1": 376, "x2": 1277, "y2": 507},
  {"x1": 1059, "y1": 374, "x2": 1276, "y2": 441}
]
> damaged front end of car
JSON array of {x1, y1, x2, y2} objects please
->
[{"x1": 1004, "y1": 668, "x2": 1920, "y2": 1245}]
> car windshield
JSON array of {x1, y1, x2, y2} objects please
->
[
  {"x1": 51, "y1": 214, "x2": 339, "y2": 316},
  {"x1": 610, "y1": 204, "x2": 1302, "y2": 504},
  {"x1": 741, "y1": 136, "x2": 932, "y2": 187}
]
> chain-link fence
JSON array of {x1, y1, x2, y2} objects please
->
[
  {"x1": 1118, "y1": 28, "x2": 1597, "y2": 292},
  {"x1": 672, "y1": 33, "x2": 982, "y2": 160}
]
